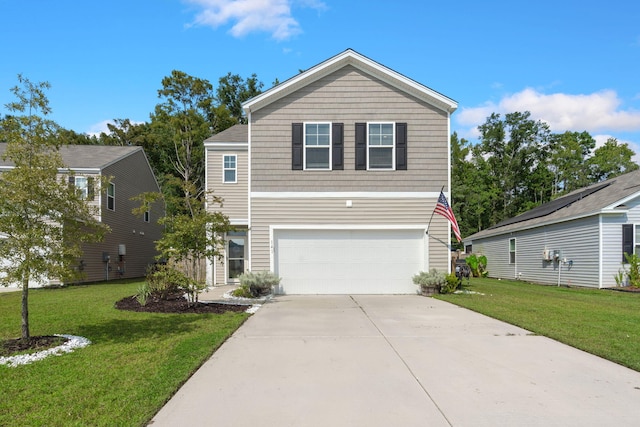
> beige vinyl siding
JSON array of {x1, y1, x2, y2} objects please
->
[
  {"x1": 79, "y1": 150, "x2": 163, "y2": 283},
  {"x1": 250, "y1": 196, "x2": 449, "y2": 273},
  {"x1": 206, "y1": 148, "x2": 249, "y2": 222},
  {"x1": 250, "y1": 65, "x2": 449, "y2": 192}
]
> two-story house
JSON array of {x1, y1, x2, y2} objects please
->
[
  {"x1": 205, "y1": 49, "x2": 457, "y2": 294},
  {"x1": 0, "y1": 143, "x2": 163, "y2": 287}
]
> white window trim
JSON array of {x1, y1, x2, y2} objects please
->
[
  {"x1": 367, "y1": 122, "x2": 396, "y2": 171},
  {"x1": 509, "y1": 238, "x2": 516, "y2": 265},
  {"x1": 303, "y1": 122, "x2": 332, "y2": 171},
  {"x1": 222, "y1": 154, "x2": 238, "y2": 184},
  {"x1": 107, "y1": 182, "x2": 115, "y2": 211},
  {"x1": 144, "y1": 210, "x2": 150, "y2": 223}
]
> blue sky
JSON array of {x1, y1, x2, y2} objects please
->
[{"x1": 2, "y1": 0, "x2": 639, "y2": 160}]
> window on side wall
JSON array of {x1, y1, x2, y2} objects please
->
[
  {"x1": 69, "y1": 176, "x2": 95, "y2": 200},
  {"x1": 223, "y1": 155, "x2": 237, "y2": 183},
  {"x1": 304, "y1": 123, "x2": 331, "y2": 170},
  {"x1": 509, "y1": 238, "x2": 516, "y2": 264},
  {"x1": 107, "y1": 182, "x2": 115, "y2": 211},
  {"x1": 636, "y1": 225, "x2": 640, "y2": 255}
]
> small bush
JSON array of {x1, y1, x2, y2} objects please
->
[
  {"x1": 441, "y1": 273, "x2": 460, "y2": 294},
  {"x1": 237, "y1": 271, "x2": 281, "y2": 297},
  {"x1": 616, "y1": 253, "x2": 640, "y2": 288},
  {"x1": 466, "y1": 254, "x2": 488, "y2": 277},
  {"x1": 413, "y1": 269, "x2": 446, "y2": 295}
]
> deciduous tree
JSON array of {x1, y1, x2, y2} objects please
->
[{"x1": 0, "y1": 76, "x2": 108, "y2": 340}]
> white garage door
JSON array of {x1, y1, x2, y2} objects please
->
[{"x1": 274, "y1": 228, "x2": 425, "y2": 294}]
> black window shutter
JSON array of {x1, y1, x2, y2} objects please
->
[
  {"x1": 623, "y1": 224, "x2": 634, "y2": 262},
  {"x1": 68, "y1": 176, "x2": 75, "y2": 185},
  {"x1": 292, "y1": 123, "x2": 303, "y2": 170},
  {"x1": 332, "y1": 123, "x2": 344, "y2": 170},
  {"x1": 396, "y1": 122, "x2": 407, "y2": 170},
  {"x1": 355, "y1": 122, "x2": 367, "y2": 170}
]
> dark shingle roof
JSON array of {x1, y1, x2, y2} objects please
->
[
  {"x1": 204, "y1": 124, "x2": 248, "y2": 144},
  {"x1": 0, "y1": 143, "x2": 141, "y2": 170},
  {"x1": 466, "y1": 168, "x2": 640, "y2": 241}
]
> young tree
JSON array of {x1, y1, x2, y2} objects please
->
[{"x1": 0, "y1": 75, "x2": 108, "y2": 340}]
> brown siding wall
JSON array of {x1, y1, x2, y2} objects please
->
[
  {"x1": 250, "y1": 65, "x2": 449, "y2": 192},
  {"x1": 77, "y1": 150, "x2": 163, "y2": 283}
]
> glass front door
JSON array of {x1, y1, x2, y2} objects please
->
[{"x1": 227, "y1": 231, "x2": 246, "y2": 281}]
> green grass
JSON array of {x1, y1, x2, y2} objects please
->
[
  {"x1": 437, "y1": 278, "x2": 640, "y2": 371},
  {"x1": 0, "y1": 280, "x2": 249, "y2": 426}
]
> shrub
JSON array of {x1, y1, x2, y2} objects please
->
[
  {"x1": 140, "y1": 264, "x2": 203, "y2": 305},
  {"x1": 616, "y1": 253, "x2": 640, "y2": 288},
  {"x1": 466, "y1": 254, "x2": 488, "y2": 277},
  {"x1": 237, "y1": 271, "x2": 281, "y2": 297},
  {"x1": 441, "y1": 272, "x2": 460, "y2": 294},
  {"x1": 412, "y1": 269, "x2": 446, "y2": 295}
]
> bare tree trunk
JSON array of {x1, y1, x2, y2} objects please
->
[{"x1": 21, "y1": 277, "x2": 30, "y2": 340}]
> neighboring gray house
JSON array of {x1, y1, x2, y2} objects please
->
[
  {"x1": 205, "y1": 49, "x2": 458, "y2": 294},
  {"x1": 464, "y1": 169, "x2": 640, "y2": 288},
  {"x1": 0, "y1": 144, "x2": 163, "y2": 287}
]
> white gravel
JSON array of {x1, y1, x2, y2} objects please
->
[{"x1": 0, "y1": 334, "x2": 91, "y2": 368}]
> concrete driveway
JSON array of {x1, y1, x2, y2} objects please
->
[{"x1": 150, "y1": 295, "x2": 640, "y2": 426}]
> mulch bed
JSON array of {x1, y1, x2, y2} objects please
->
[
  {"x1": 1, "y1": 335, "x2": 68, "y2": 357},
  {"x1": 609, "y1": 286, "x2": 640, "y2": 293},
  {"x1": 114, "y1": 293, "x2": 250, "y2": 314}
]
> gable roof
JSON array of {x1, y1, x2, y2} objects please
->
[
  {"x1": 466, "y1": 168, "x2": 640, "y2": 241},
  {"x1": 242, "y1": 49, "x2": 458, "y2": 115},
  {"x1": 203, "y1": 124, "x2": 248, "y2": 145},
  {"x1": 0, "y1": 143, "x2": 143, "y2": 170}
]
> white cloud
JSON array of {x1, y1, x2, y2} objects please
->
[
  {"x1": 457, "y1": 88, "x2": 640, "y2": 133},
  {"x1": 185, "y1": 0, "x2": 326, "y2": 40},
  {"x1": 85, "y1": 119, "x2": 145, "y2": 137},
  {"x1": 86, "y1": 120, "x2": 113, "y2": 137},
  {"x1": 455, "y1": 88, "x2": 640, "y2": 148}
]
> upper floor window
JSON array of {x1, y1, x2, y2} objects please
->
[
  {"x1": 305, "y1": 123, "x2": 331, "y2": 170},
  {"x1": 355, "y1": 122, "x2": 407, "y2": 171},
  {"x1": 292, "y1": 123, "x2": 343, "y2": 171},
  {"x1": 368, "y1": 123, "x2": 395, "y2": 170},
  {"x1": 223, "y1": 155, "x2": 237, "y2": 183},
  {"x1": 107, "y1": 182, "x2": 115, "y2": 211},
  {"x1": 69, "y1": 176, "x2": 94, "y2": 200}
]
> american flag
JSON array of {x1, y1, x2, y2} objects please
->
[{"x1": 434, "y1": 191, "x2": 461, "y2": 242}]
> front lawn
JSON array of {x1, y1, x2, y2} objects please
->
[
  {"x1": 0, "y1": 281, "x2": 249, "y2": 426},
  {"x1": 437, "y1": 278, "x2": 640, "y2": 371}
]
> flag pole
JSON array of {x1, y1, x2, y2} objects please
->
[{"x1": 426, "y1": 185, "x2": 445, "y2": 234}]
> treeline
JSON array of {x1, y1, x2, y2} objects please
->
[
  {"x1": 54, "y1": 70, "x2": 265, "y2": 213},
  {"x1": 452, "y1": 111, "x2": 639, "y2": 243}
]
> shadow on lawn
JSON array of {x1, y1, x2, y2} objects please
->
[{"x1": 74, "y1": 314, "x2": 209, "y2": 345}]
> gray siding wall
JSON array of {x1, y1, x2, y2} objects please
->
[
  {"x1": 206, "y1": 147, "x2": 249, "y2": 222},
  {"x1": 250, "y1": 65, "x2": 449, "y2": 192},
  {"x1": 250, "y1": 196, "x2": 449, "y2": 273},
  {"x1": 473, "y1": 216, "x2": 601, "y2": 287},
  {"x1": 79, "y1": 150, "x2": 163, "y2": 283},
  {"x1": 602, "y1": 197, "x2": 640, "y2": 287}
]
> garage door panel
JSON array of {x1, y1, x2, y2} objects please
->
[{"x1": 275, "y1": 229, "x2": 424, "y2": 294}]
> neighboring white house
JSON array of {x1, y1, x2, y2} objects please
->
[
  {"x1": 205, "y1": 49, "x2": 458, "y2": 294},
  {"x1": 464, "y1": 169, "x2": 640, "y2": 288},
  {"x1": 0, "y1": 144, "x2": 163, "y2": 288}
]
